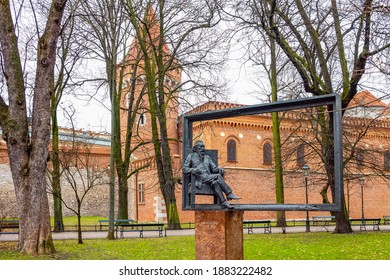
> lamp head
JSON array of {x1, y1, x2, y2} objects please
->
[{"x1": 302, "y1": 164, "x2": 310, "y2": 177}]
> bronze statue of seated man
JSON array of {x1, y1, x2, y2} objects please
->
[{"x1": 183, "y1": 140, "x2": 240, "y2": 209}]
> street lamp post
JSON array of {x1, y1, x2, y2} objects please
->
[
  {"x1": 359, "y1": 176, "x2": 365, "y2": 221},
  {"x1": 302, "y1": 164, "x2": 310, "y2": 232}
]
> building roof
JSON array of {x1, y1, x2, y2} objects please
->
[
  {"x1": 184, "y1": 101, "x2": 244, "y2": 115},
  {"x1": 183, "y1": 91, "x2": 390, "y2": 121},
  {"x1": 0, "y1": 127, "x2": 111, "y2": 147},
  {"x1": 347, "y1": 90, "x2": 388, "y2": 108}
]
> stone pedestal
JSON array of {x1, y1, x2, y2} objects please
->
[{"x1": 195, "y1": 210, "x2": 243, "y2": 260}]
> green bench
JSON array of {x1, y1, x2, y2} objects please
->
[
  {"x1": 98, "y1": 219, "x2": 135, "y2": 238},
  {"x1": 312, "y1": 216, "x2": 335, "y2": 226},
  {"x1": 98, "y1": 219, "x2": 134, "y2": 230},
  {"x1": 350, "y1": 218, "x2": 381, "y2": 231},
  {"x1": 119, "y1": 223, "x2": 166, "y2": 238},
  {"x1": 243, "y1": 220, "x2": 271, "y2": 234},
  {"x1": 0, "y1": 220, "x2": 19, "y2": 233}
]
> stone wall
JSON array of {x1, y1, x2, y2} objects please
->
[
  {"x1": 0, "y1": 164, "x2": 17, "y2": 217},
  {"x1": 48, "y1": 167, "x2": 112, "y2": 217},
  {"x1": 0, "y1": 164, "x2": 135, "y2": 219}
]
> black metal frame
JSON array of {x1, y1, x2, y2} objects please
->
[{"x1": 182, "y1": 94, "x2": 343, "y2": 212}]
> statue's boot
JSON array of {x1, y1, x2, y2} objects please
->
[
  {"x1": 227, "y1": 193, "x2": 241, "y2": 200},
  {"x1": 221, "y1": 201, "x2": 234, "y2": 209}
]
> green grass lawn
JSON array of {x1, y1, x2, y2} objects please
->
[
  {"x1": 244, "y1": 231, "x2": 390, "y2": 260},
  {"x1": 50, "y1": 216, "x2": 107, "y2": 227},
  {"x1": 51, "y1": 216, "x2": 107, "y2": 225},
  {"x1": 1, "y1": 231, "x2": 390, "y2": 260}
]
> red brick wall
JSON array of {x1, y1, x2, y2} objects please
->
[{"x1": 159, "y1": 105, "x2": 390, "y2": 223}]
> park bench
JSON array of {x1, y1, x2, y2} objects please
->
[
  {"x1": 0, "y1": 220, "x2": 19, "y2": 233},
  {"x1": 98, "y1": 219, "x2": 135, "y2": 238},
  {"x1": 350, "y1": 218, "x2": 381, "y2": 231},
  {"x1": 312, "y1": 216, "x2": 335, "y2": 226},
  {"x1": 98, "y1": 219, "x2": 134, "y2": 231},
  {"x1": 383, "y1": 215, "x2": 390, "y2": 225},
  {"x1": 119, "y1": 223, "x2": 166, "y2": 238},
  {"x1": 286, "y1": 219, "x2": 307, "y2": 226},
  {"x1": 59, "y1": 224, "x2": 100, "y2": 232},
  {"x1": 243, "y1": 220, "x2": 271, "y2": 234}
]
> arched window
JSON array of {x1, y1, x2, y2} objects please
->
[
  {"x1": 227, "y1": 139, "x2": 237, "y2": 162},
  {"x1": 356, "y1": 148, "x2": 364, "y2": 169},
  {"x1": 384, "y1": 150, "x2": 390, "y2": 171},
  {"x1": 263, "y1": 142, "x2": 272, "y2": 165},
  {"x1": 297, "y1": 144, "x2": 305, "y2": 167},
  {"x1": 139, "y1": 113, "x2": 145, "y2": 126}
]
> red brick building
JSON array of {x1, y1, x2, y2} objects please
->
[
  {"x1": 119, "y1": 9, "x2": 390, "y2": 224},
  {"x1": 131, "y1": 90, "x2": 390, "y2": 223}
]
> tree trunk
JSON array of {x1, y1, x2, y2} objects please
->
[
  {"x1": 117, "y1": 170, "x2": 129, "y2": 220},
  {"x1": 77, "y1": 212, "x2": 83, "y2": 244},
  {"x1": 269, "y1": 34, "x2": 286, "y2": 227},
  {"x1": 107, "y1": 84, "x2": 116, "y2": 240},
  {"x1": 326, "y1": 112, "x2": 352, "y2": 233},
  {"x1": 273, "y1": 112, "x2": 286, "y2": 227},
  {"x1": 314, "y1": 105, "x2": 352, "y2": 233},
  {"x1": 158, "y1": 104, "x2": 181, "y2": 229},
  {"x1": 148, "y1": 93, "x2": 181, "y2": 229},
  {"x1": 165, "y1": 194, "x2": 181, "y2": 230},
  {"x1": 106, "y1": 0, "x2": 118, "y2": 239},
  {"x1": 152, "y1": 117, "x2": 181, "y2": 229},
  {"x1": 51, "y1": 114, "x2": 64, "y2": 232},
  {"x1": 114, "y1": 82, "x2": 129, "y2": 220},
  {"x1": 0, "y1": 0, "x2": 68, "y2": 255},
  {"x1": 320, "y1": 184, "x2": 331, "y2": 204}
]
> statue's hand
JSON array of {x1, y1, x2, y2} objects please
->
[
  {"x1": 219, "y1": 168, "x2": 225, "y2": 175},
  {"x1": 192, "y1": 168, "x2": 202, "y2": 175}
]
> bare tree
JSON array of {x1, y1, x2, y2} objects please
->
[
  {"x1": 76, "y1": 0, "x2": 134, "y2": 239},
  {"x1": 0, "y1": 0, "x2": 68, "y2": 254},
  {"x1": 229, "y1": 0, "x2": 390, "y2": 233},
  {"x1": 51, "y1": 139, "x2": 108, "y2": 244},
  {"x1": 342, "y1": 104, "x2": 390, "y2": 214},
  {"x1": 123, "y1": 0, "x2": 229, "y2": 229},
  {"x1": 51, "y1": 0, "x2": 87, "y2": 232}
]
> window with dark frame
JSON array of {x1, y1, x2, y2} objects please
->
[
  {"x1": 384, "y1": 150, "x2": 390, "y2": 171},
  {"x1": 263, "y1": 142, "x2": 273, "y2": 165},
  {"x1": 297, "y1": 144, "x2": 305, "y2": 167},
  {"x1": 139, "y1": 113, "x2": 145, "y2": 126},
  {"x1": 227, "y1": 139, "x2": 237, "y2": 162},
  {"x1": 138, "y1": 183, "x2": 145, "y2": 204}
]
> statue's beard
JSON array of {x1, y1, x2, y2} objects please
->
[{"x1": 197, "y1": 150, "x2": 205, "y2": 160}]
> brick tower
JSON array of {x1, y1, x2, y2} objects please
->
[{"x1": 118, "y1": 7, "x2": 182, "y2": 222}]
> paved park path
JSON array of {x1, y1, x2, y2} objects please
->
[{"x1": 1, "y1": 224, "x2": 389, "y2": 242}]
